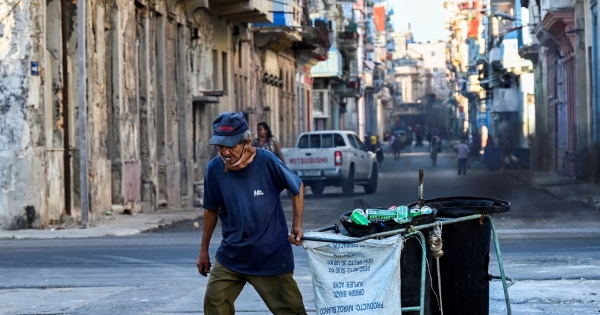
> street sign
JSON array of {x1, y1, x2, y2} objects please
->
[
  {"x1": 31, "y1": 62, "x2": 39, "y2": 76},
  {"x1": 477, "y1": 111, "x2": 490, "y2": 127}
]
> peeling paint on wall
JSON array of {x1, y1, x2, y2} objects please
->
[{"x1": 0, "y1": 0, "x2": 241, "y2": 229}]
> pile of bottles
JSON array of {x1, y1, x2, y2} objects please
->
[{"x1": 349, "y1": 205, "x2": 433, "y2": 226}]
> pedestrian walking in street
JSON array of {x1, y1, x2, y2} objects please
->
[
  {"x1": 454, "y1": 138, "x2": 470, "y2": 175},
  {"x1": 375, "y1": 143, "x2": 384, "y2": 168},
  {"x1": 430, "y1": 134, "x2": 441, "y2": 166},
  {"x1": 251, "y1": 122, "x2": 286, "y2": 164},
  {"x1": 369, "y1": 133, "x2": 379, "y2": 153},
  {"x1": 391, "y1": 133, "x2": 402, "y2": 160},
  {"x1": 197, "y1": 112, "x2": 307, "y2": 315}
]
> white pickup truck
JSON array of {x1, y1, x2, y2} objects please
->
[{"x1": 281, "y1": 131, "x2": 379, "y2": 196}]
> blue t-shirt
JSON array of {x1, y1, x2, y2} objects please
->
[{"x1": 203, "y1": 149, "x2": 302, "y2": 276}]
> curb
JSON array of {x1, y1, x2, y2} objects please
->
[{"x1": 495, "y1": 228, "x2": 600, "y2": 240}]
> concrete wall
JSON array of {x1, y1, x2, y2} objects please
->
[
  {"x1": 0, "y1": 0, "x2": 235, "y2": 230},
  {"x1": 0, "y1": 0, "x2": 48, "y2": 229}
]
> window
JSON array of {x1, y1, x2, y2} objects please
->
[
  {"x1": 212, "y1": 49, "x2": 218, "y2": 89},
  {"x1": 431, "y1": 51, "x2": 436, "y2": 57},
  {"x1": 433, "y1": 67, "x2": 439, "y2": 73},
  {"x1": 352, "y1": 135, "x2": 367, "y2": 151},
  {"x1": 313, "y1": 91, "x2": 324, "y2": 112},
  {"x1": 298, "y1": 135, "x2": 309, "y2": 148},
  {"x1": 238, "y1": 42, "x2": 242, "y2": 68},
  {"x1": 222, "y1": 52, "x2": 228, "y2": 94},
  {"x1": 321, "y1": 134, "x2": 334, "y2": 148},
  {"x1": 334, "y1": 134, "x2": 345, "y2": 147},
  {"x1": 309, "y1": 134, "x2": 321, "y2": 148},
  {"x1": 347, "y1": 135, "x2": 358, "y2": 149}
]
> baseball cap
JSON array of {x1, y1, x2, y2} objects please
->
[{"x1": 209, "y1": 111, "x2": 249, "y2": 147}]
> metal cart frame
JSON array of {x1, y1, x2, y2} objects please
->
[{"x1": 303, "y1": 214, "x2": 514, "y2": 315}]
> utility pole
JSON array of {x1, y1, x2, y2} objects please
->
[
  {"x1": 485, "y1": 0, "x2": 493, "y2": 144},
  {"x1": 77, "y1": 0, "x2": 89, "y2": 228}
]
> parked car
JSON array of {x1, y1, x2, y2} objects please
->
[{"x1": 281, "y1": 131, "x2": 379, "y2": 196}]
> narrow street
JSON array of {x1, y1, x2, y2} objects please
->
[{"x1": 1, "y1": 143, "x2": 599, "y2": 314}]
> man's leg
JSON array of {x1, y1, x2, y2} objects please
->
[
  {"x1": 204, "y1": 261, "x2": 247, "y2": 315},
  {"x1": 458, "y1": 158, "x2": 466, "y2": 174},
  {"x1": 248, "y1": 272, "x2": 307, "y2": 315}
]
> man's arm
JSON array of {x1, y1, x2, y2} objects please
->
[
  {"x1": 197, "y1": 208, "x2": 219, "y2": 276},
  {"x1": 288, "y1": 182, "x2": 304, "y2": 246}
]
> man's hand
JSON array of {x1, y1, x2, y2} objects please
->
[
  {"x1": 288, "y1": 226, "x2": 304, "y2": 246},
  {"x1": 196, "y1": 251, "x2": 211, "y2": 277}
]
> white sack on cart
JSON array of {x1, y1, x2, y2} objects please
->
[{"x1": 303, "y1": 232, "x2": 403, "y2": 315}]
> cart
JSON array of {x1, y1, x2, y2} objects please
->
[{"x1": 302, "y1": 196, "x2": 514, "y2": 315}]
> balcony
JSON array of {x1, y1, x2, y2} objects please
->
[
  {"x1": 518, "y1": 44, "x2": 539, "y2": 64},
  {"x1": 253, "y1": 1, "x2": 302, "y2": 51},
  {"x1": 208, "y1": 0, "x2": 272, "y2": 23},
  {"x1": 334, "y1": 79, "x2": 364, "y2": 98},
  {"x1": 337, "y1": 22, "x2": 359, "y2": 53},
  {"x1": 311, "y1": 47, "x2": 343, "y2": 79},
  {"x1": 337, "y1": 31, "x2": 359, "y2": 53},
  {"x1": 293, "y1": 19, "x2": 332, "y2": 67}
]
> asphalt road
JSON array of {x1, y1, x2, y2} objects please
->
[{"x1": 1, "y1": 145, "x2": 600, "y2": 314}]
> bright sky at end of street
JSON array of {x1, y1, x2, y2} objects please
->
[{"x1": 388, "y1": 0, "x2": 447, "y2": 43}]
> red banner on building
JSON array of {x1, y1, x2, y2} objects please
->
[
  {"x1": 373, "y1": 5, "x2": 386, "y2": 32},
  {"x1": 467, "y1": 0, "x2": 483, "y2": 39}
]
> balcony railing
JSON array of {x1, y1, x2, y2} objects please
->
[
  {"x1": 292, "y1": 19, "x2": 331, "y2": 65},
  {"x1": 518, "y1": 44, "x2": 539, "y2": 64},
  {"x1": 337, "y1": 31, "x2": 359, "y2": 52},
  {"x1": 311, "y1": 48, "x2": 343, "y2": 78},
  {"x1": 334, "y1": 80, "x2": 364, "y2": 98}
]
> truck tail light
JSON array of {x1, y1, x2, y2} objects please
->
[{"x1": 334, "y1": 151, "x2": 342, "y2": 166}]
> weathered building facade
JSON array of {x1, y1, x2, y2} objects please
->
[
  {"x1": 0, "y1": 0, "x2": 342, "y2": 230},
  {"x1": 521, "y1": 0, "x2": 592, "y2": 178},
  {"x1": 0, "y1": 0, "x2": 276, "y2": 230}
]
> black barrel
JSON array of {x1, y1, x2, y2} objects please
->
[
  {"x1": 408, "y1": 196, "x2": 510, "y2": 315},
  {"x1": 339, "y1": 210, "x2": 435, "y2": 314}
]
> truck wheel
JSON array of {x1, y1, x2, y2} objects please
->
[
  {"x1": 341, "y1": 167, "x2": 355, "y2": 196},
  {"x1": 364, "y1": 164, "x2": 378, "y2": 194},
  {"x1": 310, "y1": 182, "x2": 325, "y2": 196}
]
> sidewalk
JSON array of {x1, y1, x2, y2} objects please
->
[
  {"x1": 513, "y1": 170, "x2": 600, "y2": 209},
  {"x1": 1, "y1": 168, "x2": 599, "y2": 240},
  {"x1": 0, "y1": 208, "x2": 203, "y2": 240}
]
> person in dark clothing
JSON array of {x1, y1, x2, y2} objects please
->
[
  {"x1": 197, "y1": 112, "x2": 307, "y2": 315},
  {"x1": 454, "y1": 138, "x2": 470, "y2": 175}
]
